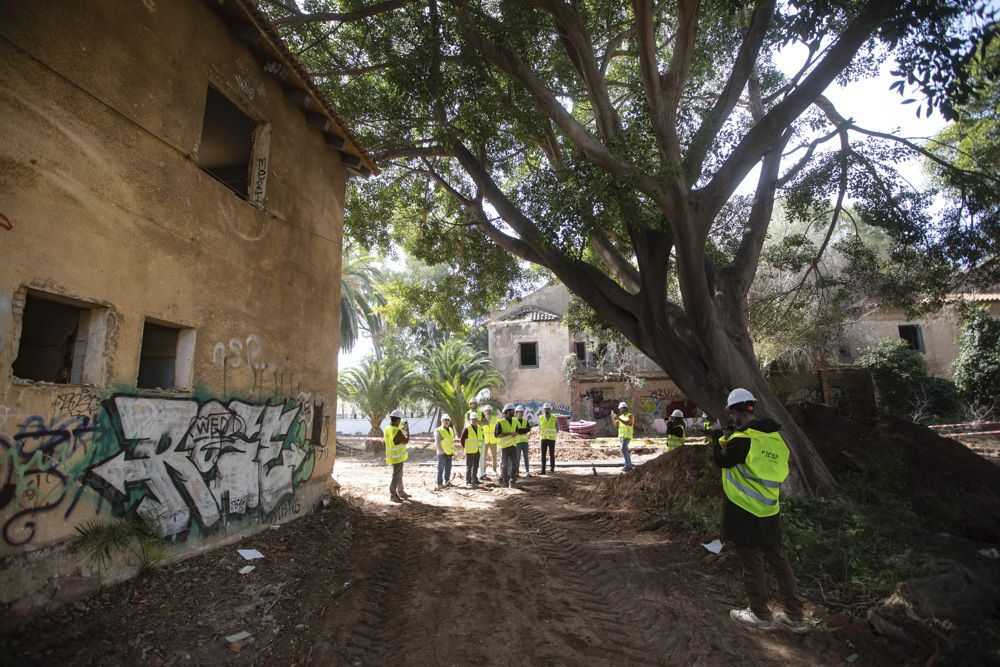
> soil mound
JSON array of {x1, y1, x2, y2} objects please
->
[
  {"x1": 592, "y1": 403, "x2": 1000, "y2": 542},
  {"x1": 789, "y1": 403, "x2": 1000, "y2": 543},
  {"x1": 589, "y1": 446, "x2": 719, "y2": 510}
]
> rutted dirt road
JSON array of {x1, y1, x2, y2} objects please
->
[{"x1": 1, "y1": 449, "x2": 909, "y2": 665}]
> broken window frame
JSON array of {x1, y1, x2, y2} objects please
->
[
  {"x1": 136, "y1": 319, "x2": 197, "y2": 391},
  {"x1": 11, "y1": 289, "x2": 108, "y2": 386},
  {"x1": 196, "y1": 84, "x2": 270, "y2": 208}
]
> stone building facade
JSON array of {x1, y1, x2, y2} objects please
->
[{"x1": 0, "y1": 0, "x2": 373, "y2": 608}]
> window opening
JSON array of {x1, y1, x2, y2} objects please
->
[
  {"x1": 137, "y1": 322, "x2": 180, "y2": 389},
  {"x1": 575, "y1": 341, "x2": 587, "y2": 361},
  {"x1": 898, "y1": 325, "x2": 924, "y2": 352},
  {"x1": 519, "y1": 342, "x2": 538, "y2": 368},
  {"x1": 198, "y1": 85, "x2": 257, "y2": 199},
  {"x1": 13, "y1": 293, "x2": 90, "y2": 383}
]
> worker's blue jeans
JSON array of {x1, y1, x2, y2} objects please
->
[
  {"x1": 620, "y1": 437, "x2": 633, "y2": 470},
  {"x1": 517, "y1": 441, "x2": 530, "y2": 474},
  {"x1": 436, "y1": 454, "x2": 452, "y2": 486}
]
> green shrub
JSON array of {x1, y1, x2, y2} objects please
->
[
  {"x1": 952, "y1": 305, "x2": 1000, "y2": 412},
  {"x1": 855, "y1": 338, "x2": 926, "y2": 414}
]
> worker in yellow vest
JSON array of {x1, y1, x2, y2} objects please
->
[
  {"x1": 435, "y1": 414, "x2": 457, "y2": 490},
  {"x1": 514, "y1": 405, "x2": 532, "y2": 479},
  {"x1": 667, "y1": 409, "x2": 686, "y2": 449},
  {"x1": 479, "y1": 405, "x2": 498, "y2": 481},
  {"x1": 495, "y1": 403, "x2": 519, "y2": 488},
  {"x1": 384, "y1": 408, "x2": 410, "y2": 503},
  {"x1": 611, "y1": 401, "x2": 634, "y2": 472},
  {"x1": 711, "y1": 388, "x2": 806, "y2": 634},
  {"x1": 461, "y1": 411, "x2": 484, "y2": 487},
  {"x1": 538, "y1": 403, "x2": 558, "y2": 474}
]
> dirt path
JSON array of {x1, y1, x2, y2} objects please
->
[{"x1": 0, "y1": 451, "x2": 911, "y2": 665}]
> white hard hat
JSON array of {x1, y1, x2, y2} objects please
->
[
  {"x1": 503, "y1": 403, "x2": 515, "y2": 411},
  {"x1": 468, "y1": 411, "x2": 479, "y2": 420},
  {"x1": 515, "y1": 405, "x2": 525, "y2": 412},
  {"x1": 441, "y1": 413, "x2": 451, "y2": 421},
  {"x1": 543, "y1": 402, "x2": 552, "y2": 409},
  {"x1": 482, "y1": 405, "x2": 493, "y2": 412},
  {"x1": 389, "y1": 409, "x2": 404, "y2": 419},
  {"x1": 726, "y1": 388, "x2": 757, "y2": 408},
  {"x1": 468, "y1": 397, "x2": 478, "y2": 404},
  {"x1": 618, "y1": 401, "x2": 627, "y2": 409},
  {"x1": 671, "y1": 409, "x2": 684, "y2": 418}
]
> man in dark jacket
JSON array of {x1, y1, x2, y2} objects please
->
[{"x1": 710, "y1": 388, "x2": 807, "y2": 633}]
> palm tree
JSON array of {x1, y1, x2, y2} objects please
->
[
  {"x1": 339, "y1": 354, "x2": 420, "y2": 436},
  {"x1": 418, "y1": 338, "x2": 503, "y2": 434},
  {"x1": 340, "y1": 248, "x2": 385, "y2": 353}
]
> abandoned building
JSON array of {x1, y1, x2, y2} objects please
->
[
  {"x1": 0, "y1": 0, "x2": 374, "y2": 610},
  {"x1": 485, "y1": 284, "x2": 693, "y2": 432},
  {"x1": 841, "y1": 292, "x2": 1000, "y2": 378}
]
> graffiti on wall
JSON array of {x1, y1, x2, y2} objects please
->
[
  {"x1": 0, "y1": 390, "x2": 327, "y2": 548},
  {"x1": 87, "y1": 395, "x2": 316, "y2": 538},
  {"x1": 580, "y1": 388, "x2": 621, "y2": 421},
  {"x1": 1, "y1": 413, "x2": 103, "y2": 546}
]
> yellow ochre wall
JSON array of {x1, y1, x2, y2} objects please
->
[{"x1": 0, "y1": 0, "x2": 346, "y2": 607}]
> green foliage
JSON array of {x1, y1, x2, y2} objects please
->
[
  {"x1": 783, "y1": 454, "x2": 921, "y2": 611},
  {"x1": 855, "y1": 338, "x2": 929, "y2": 414},
  {"x1": 926, "y1": 35, "x2": 1000, "y2": 288},
  {"x1": 70, "y1": 511, "x2": 167, "y2": 573},
  {"x1": 952, "y1": 304, "x2": 1000, "y2": 410},
  {"x1": 340, "y1": 248, "x2": 385, "y2": 353},
  {"x1": 339, "y1": 353, "x2": 420, "y2": 435},
  {"x1": 417, "y1": 337, "x2": 502, "y2": 433}
]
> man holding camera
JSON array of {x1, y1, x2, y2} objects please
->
[
  {"x1": 611, "y1": 401, "x2": 634, "y2": 472},
  {"x1": 710, "y1": 388, "x2": 806, "y2": 633},
  {"x1": 384, "y1": 408, "x2": 410, "y2": 503}
]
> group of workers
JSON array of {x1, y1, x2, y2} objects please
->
[{"x1": 382, "y1": 387, "x2": 805, "y2": 634}]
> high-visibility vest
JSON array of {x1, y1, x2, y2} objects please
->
[
  {"x1": 667, "y1": 422, "x2": 685, "y2": 449},
  {"x1": 719, "y1": 428, "x2": 789, "y2": 517},
  {"x1": 497, "y1": 418, "x2": 517, "y2": 449},
  {"x1": 515, "y1": 417, "x2": 529, "y2": 445},
  {"x1": 539, "y1": 414, "x2": 558, "y2": 440},
  {"x1": 384, "y1": 424, "x2": 408, "y2": 465},
  {"x1": 617, "y1": 413, "x2": 634, "y2": 439},
  {"x1": 485, "y1": 416, "x2": 498, "y2": 444},
  {"x1": 436, "y1": 425, "x2": 456, "y2": 455},
  {"x1": 464, "y1": 423, "x2": 483, "y2": 454}
]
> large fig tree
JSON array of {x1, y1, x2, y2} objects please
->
[{"x1": 266, "y1": 0, "x2": 998, "y2": 493}]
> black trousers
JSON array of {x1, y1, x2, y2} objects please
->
[
  {"x1": 541, "y1": 439, "x2": 555, "y2": 471},
  {"x1": 466, "y1": 452, "x2": 480, "y2": 484}
]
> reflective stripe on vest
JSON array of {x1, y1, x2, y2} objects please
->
[
  {"x1": 497, "y1": 418, "x2": 517, "y2": 449},
  {"x1": 436, "y1": 426, "x2": 456, "y2": 455},
  {"x1": 539, "y1": 414, "x2": 558, "y2": 440},
  {"x1": 617, "y1": 414, "x2": 634, "y2": 439},
  {"x1": 384, "y1": 424, "x2": 408, "y2": 465},
  {"x1": 720, "y1": 428, "x2": 789, "y2": 517},
  {"x1": 464, "y1": 424, "x2": 483, "y2": 454},
  {"x1": 667, "y1": 423, "x2": 685, "y2": 449},
  {"x1": 515, "y1": 417, "x2": 529, "y2": 444}
]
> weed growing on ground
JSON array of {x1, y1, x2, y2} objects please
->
[
  {"x1": 783, "y1": 453, "x2": 922, "y2": 612},
  {"x1": 70, "y1": 511, "x2": 168, "y2": 573}
]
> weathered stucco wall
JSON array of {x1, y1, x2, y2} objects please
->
[
  {"x1": 0, "y1": 0, "x2": 347, "y2": 606},
  {"x1": 843, "y1": 303, "x2": 1000, "y2": 379},
  {"x1": 488, "y1": 319, "x2": 572, "y2": 408}
]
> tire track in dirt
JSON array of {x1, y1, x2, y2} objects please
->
[
  {"x1": 511, "y1": 497, "x2": 664, "y2": 665},
  {"x1": 341, "y1": 503, "x2": 434, "y2": 666}
]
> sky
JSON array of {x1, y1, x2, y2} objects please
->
[{"x1": 337, "y1": 39, "x2": 952, "y2": 372}]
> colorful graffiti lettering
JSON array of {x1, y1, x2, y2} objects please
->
[
  {"x1": 1, "y1": 414, "x2": 103, "y2": 546},
  {"x1": 507, "y1": 400, "x2": 571, "y2": 424},
  {"x1": 86, "y1": 395, "x2": 316, "y2": 538}
]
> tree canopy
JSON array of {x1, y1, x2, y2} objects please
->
[{"x1": 270, "y1": 0, "x2": 999, "y2": 493}]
